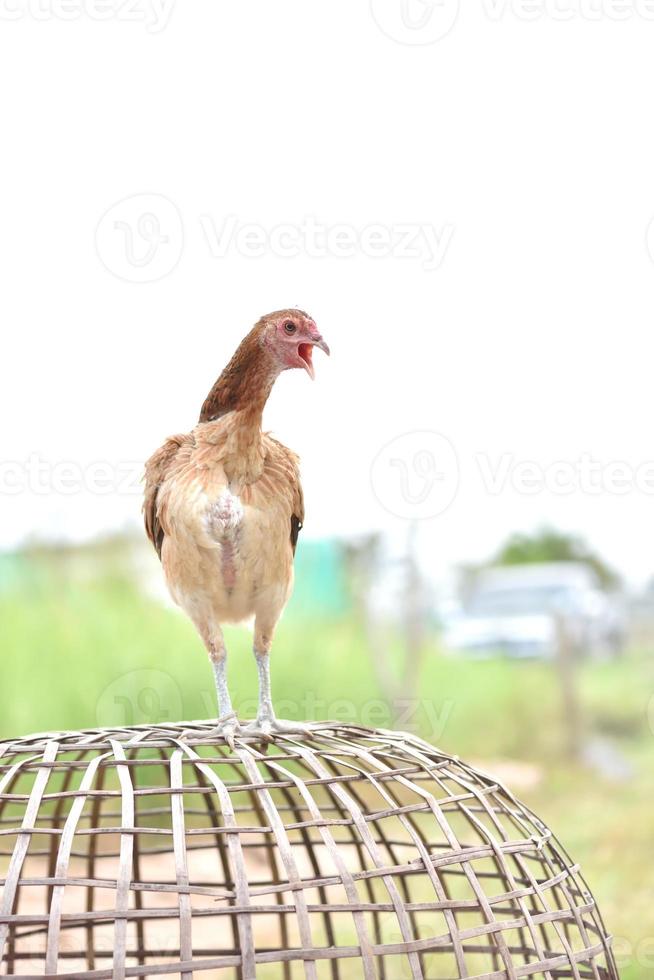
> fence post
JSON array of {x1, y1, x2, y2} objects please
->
[{"x1": 555, "y1": 613, "x2": 584, "y2": 761}]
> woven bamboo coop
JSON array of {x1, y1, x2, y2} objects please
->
[{"x1": 0, "y1": 721, "x2": 617, "y2": 980}]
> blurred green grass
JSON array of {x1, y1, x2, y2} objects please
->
[{"x1": 1, "y1": 568, "x2": 652, "y2": 977}]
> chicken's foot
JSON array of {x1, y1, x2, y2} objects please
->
[
  {"x1": 211, "y1": 711, "x2": 241, "y2": 749},
  {"x1": 243, "y1": 649, "x2": 316, "y2": 739},
  {"x1": 243, "y1": 717, "x2": 317, "y2": 739}
]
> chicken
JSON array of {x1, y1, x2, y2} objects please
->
[{"x1": 143, "y1": 309, "x2": 329, "y2": 741}]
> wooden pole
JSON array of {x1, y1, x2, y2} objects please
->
[{"x1": 555, "y1": 612, "x2": 584, "y2": 761}]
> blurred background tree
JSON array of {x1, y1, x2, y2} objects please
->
[{"x1": 491, "y1": 526, "x2": 621, "y2": 589}]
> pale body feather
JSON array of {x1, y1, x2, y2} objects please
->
[{"x1": 144, "y1": 412, "x2": 303, "y2": 647}]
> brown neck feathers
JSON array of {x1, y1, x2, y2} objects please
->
[{"x1": 199, "y1": 329, "x2": 278, "y2": 424}]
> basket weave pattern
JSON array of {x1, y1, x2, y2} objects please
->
[{"x1": 0, "y1": 722, "x2": 618, "y2": 979}]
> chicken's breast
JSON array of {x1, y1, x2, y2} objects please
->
[{"x1": 143, "y1": 418, "x2": 304, "y2": 631}]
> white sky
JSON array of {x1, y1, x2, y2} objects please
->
[{"x1": 1, "y1": 1, "x2": 654, "y2": 586}]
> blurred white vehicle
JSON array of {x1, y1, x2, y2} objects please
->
[{"x1": 444, "y1": 562, "x2": 624, "y2": 659}]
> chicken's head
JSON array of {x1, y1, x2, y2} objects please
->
[{"x1": 262, "y1": 309, "x2": 330, "y2": 380}]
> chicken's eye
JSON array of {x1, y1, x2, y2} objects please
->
[{"x1": 283, "y1": 321, "x2": 297, "y2": 335}]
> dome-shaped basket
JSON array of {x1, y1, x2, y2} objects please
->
[{"x1": 0, "y1": 721, "x2": 618, "y2": 979}]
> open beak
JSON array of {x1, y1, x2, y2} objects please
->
[{"x1": 298, "y1": 336, "x2": 330, "y2": 379}]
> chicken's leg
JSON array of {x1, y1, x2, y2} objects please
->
[
  {"x1": 245, "y1": 622, "x2": 316, "y2": 739},
  {"x1": 206, "y1": 629, "x2": 240, "y2": 745},
  {"x1": 253, "y1": 643, "x2": 275, "y2": 730}
]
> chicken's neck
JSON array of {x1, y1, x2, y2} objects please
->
[
  {"x1": 227, "y1": 396, "x2": 271, "y2": 480},
  {"x1": 199, "y1": 343, "x2": 280, "y2": 485},
  {"x1": 199, "y1": 335, "x2": 279, "y2": 424}
]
